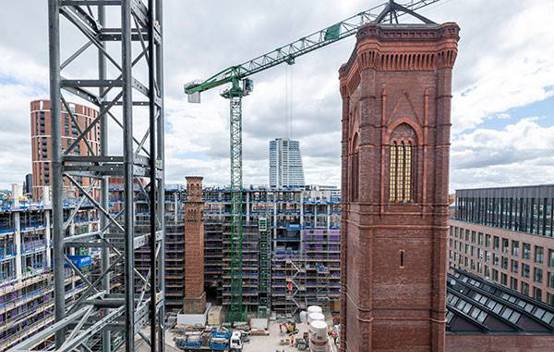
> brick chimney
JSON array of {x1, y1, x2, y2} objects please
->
[{"x1": 183, "y1": 176, "x2": 206, "y2": 314}]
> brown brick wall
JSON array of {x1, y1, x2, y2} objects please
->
[
  {"x1": 339, "y1": 23, "x2": 459, "y2": 352},
  {"x1": 183, "y1": 176, "x2": 206, "y2": 313},
  {"x1": 446, "y1": 334, "x2": 554, "y2": 352}
]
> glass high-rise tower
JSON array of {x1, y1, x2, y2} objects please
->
[{"x1": 269, "y1": 138, "x2": 305, "y2": 188}]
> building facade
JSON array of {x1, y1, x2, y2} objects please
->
[
  {"x1": 203, "y1": 186, "x2": 341, "y2": 316},
  {"x1": 0, "y1": 202, "x2": 99, "y2": 351},
  {"x1": 339, "y1": 16, "x2": 459, "y2": 352},
  {"x1": 30, "y1": 100, "x2": 100, "y2": 201},
  {"x1": 449, "y1": 185, "x2": 554, "y2": 306},
  {"x1": 269, "y1": 138, "x2": 305, "y2": 188}
]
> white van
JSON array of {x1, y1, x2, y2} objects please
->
[{"x1": 229, "y1": 331, "x2": 243, "y2": 351}]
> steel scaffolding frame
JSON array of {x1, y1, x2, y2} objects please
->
[{"x1": 12, "y1": 1, "x2": 165, "y2": 351}]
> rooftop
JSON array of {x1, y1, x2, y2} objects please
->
[{"x1": 447, "y1": 269, "x2": 554, "y2": 335}]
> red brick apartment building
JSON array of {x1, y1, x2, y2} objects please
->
[{"x1": 30, "y1": 99, "x2": 100, "y2": 201}]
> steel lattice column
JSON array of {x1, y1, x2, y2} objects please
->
[
  {"x1": 223, "y1": 81, "x2": 245, "y2": 323},
  {"x1": 13, "y1": 1, "x2": 165, "y2": 351}
]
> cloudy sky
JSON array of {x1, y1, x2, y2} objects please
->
[{"x1": 0, "y1": 0, "x2": 553, "y2": 192}]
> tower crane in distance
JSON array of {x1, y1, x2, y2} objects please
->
[{"x1": 184, "y1": 0, "x2": 442, "y2": 323}]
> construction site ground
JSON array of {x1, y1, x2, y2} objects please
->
[{"x1": 165, "y1": 321, "x2": 338, "y2": 352}]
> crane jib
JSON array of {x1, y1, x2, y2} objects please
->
[{"x1": 184, "y1": 0, "x2": 441, "y2": 96}]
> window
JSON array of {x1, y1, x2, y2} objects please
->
[
  {"x1": 492, "y1": 269, "x2": 499, "y2": 282},
  {"x1": 501, "y1": 257, "x2": 508, "y2": 270},
  {"x1": 535, "y1": 246, "x2": 544, "y2": 264},
  {"x1": 548, "y1": 249, "x2": 554, "y2": 268},
  {"x1": 548, "y1": 272, "x2": 554, "y2": 289},
  {"x1": 511, "y1": 240, "x2": 520, "y2": 257},
  {"x1": 510, "y1": 277, "x2": 518, "y2": 290},
  {"x1": 521, "y1": 282, "x2": 529, "y2": 296},
  {"x1": 522, "y1": 263, "x2": 530, "y2": 278},
  {"x1": 493, "y1": 236, "x2": 500, "y2": 251},
  {"x1": 523, "y1": 243, "x2": 531, "y2": 259},
  {"x1": 485, "y1": 234, "x2": 491, "y2": 247},
  {"x1": 511, "y1": 260, "x2": 519, "y2": 273},
  {"x1": 388, "y1": 124, "x2": 416, "y2": 203},
  {"x1": 548, "y1": 293, "x2": 554, "y2": 306},
  {"x1": 534, "y1": 267, "x2": 543, "y2": 283},
  {"x1": 502, "y1": 239, "x2": 509, "y2": 254},
  {"x1": 534, "y1": 287, "x2": 543, "y2": 302},
  {"x1": 501, "y1": 273, "x2": 508, "y2": 286},
  {"x1": 478, "y1": 233, "x2": 483, "y2": 246},
  {"x1": 351, "y1": 133, "x2": 359, "y2": 201}
]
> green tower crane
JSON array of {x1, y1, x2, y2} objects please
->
[{"x1": 184, "y1": 0, "x2": 442, "y2": 323}]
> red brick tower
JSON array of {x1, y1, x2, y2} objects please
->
[
  {"x1": 338, "y1": 8, "x2": 459, "y2": 352},
  {"x1": 183, "y1": 176, "x2": 206, "y2": 314}
]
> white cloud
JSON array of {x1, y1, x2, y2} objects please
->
[
  {"x1": 451, "y1": 117, "x2": 554, "y2": 190},
  {"x1": 450, "y1": 0, "x2": 554, "y2": 132},
  {"x1": 0, "y1": 0, "x2": 553, "y2": 192}
]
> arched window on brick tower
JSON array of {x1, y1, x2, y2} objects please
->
[
  {"x1": 388, "y1": 123, "x2": 416, "y2": 203},
  {"x1": 351, "y1": 132, "x2": 359, "y2": 201}
]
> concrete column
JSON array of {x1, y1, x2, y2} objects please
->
[{"x1": 14, "y1": 212, "x2": 22, "y2": 281}]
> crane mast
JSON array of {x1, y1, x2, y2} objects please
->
[
  {"x1": 223, "y1": 79, "x2": 248, "y2": 322},
  {"x1": 184, "y1": 0, "x2": 442, "y2": 323}
]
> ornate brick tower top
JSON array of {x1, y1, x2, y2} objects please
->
[
  {"x1": 339, "y1": 3, "x2": 459, "y2": 352},
  {"x1": 183, "y1": 176, "x2": 206, "y2": 314},
  {"x1": 186, "y1": 176, "x2": 203, "y2": 203}
]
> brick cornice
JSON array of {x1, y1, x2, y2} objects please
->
[{"x1": 339, "y1": 22, "x2": 460, "y2": 92}]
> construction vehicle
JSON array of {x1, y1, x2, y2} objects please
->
[
  {"x1": 175, "y1": 330, "x2": 234, "y2": 351},
  {"x1": 229, "y1": 331, "x2": 243, "y2": 351},
  {"x1": 183, "y1": 0, "x2": 442, "y2": 323}
]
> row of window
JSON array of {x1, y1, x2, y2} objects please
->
[
  {"x1": 456, "y1": 196, "x2": 554, "y2": 237},
  {"x1": 450, "y1": 226, "x2": 554, "y2": 266}
]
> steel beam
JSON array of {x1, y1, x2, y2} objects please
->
[
  {"x1": 48, "y1": 0, "x2": 66, "y2": 347},
  {"x1": 42, "y1": 1, "x2": 165, "y2": 351}
]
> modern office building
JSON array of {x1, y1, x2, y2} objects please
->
[
  {"x1": 269, "y1": 138, "x2": 305, "y2": 188},
  {"x1": 449, "y1": 185, "x2": 554, "y2": 306},
  {"x1": 30, "y1": 99, "x2": 100, "y2": 201}
]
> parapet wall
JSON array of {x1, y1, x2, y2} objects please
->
[{"x1": 446, "y1": 334, "x2": 554, "y2": 352}]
